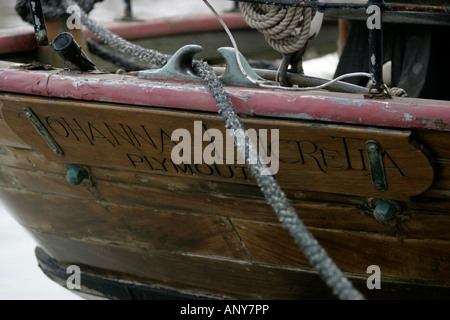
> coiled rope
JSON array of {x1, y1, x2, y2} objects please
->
[
  {"x1": 239, "y1": 0, "x2": 318, "y2": 78},
  {"x1": 25, "y1": 0, "x2": 364, "y2": 300},
  {"x1": 239, "y1": 2, "x2": 315, "y2": 55}
]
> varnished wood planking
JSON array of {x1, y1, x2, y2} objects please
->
[
  {"x1": 1, "y1": 142, "x2": 446, "y2": 217},
  {"x1": 94, "y1": 179, "x2": 276, "y2": 220},
  {"x1": 1, "y1": 148, "x2": 449, "y2": 240},
  {"x1": 3, "y1": 94, "x2": 450, "y2": 214},
  {"x1": 2, "y1": 178, "x2": 450, "y2": 279},
  {"x1": 4, "y1": 165, "x2": 450, "y2": 241},
  {"x1": 428, "y1": 160, "x2": 450, "y2": 190},
  {"x1": 0, "y1": 167, "x2": 15, "y2": 187},
  {"x1": 2, "y1": 166, "x2": 97, "y2": 200},
  {"x1": 0, "y1": 188, "x2": 249, "y2": 260},
  {"x1": 105, "y1": 205, "x2": 249, "y2": 259},
  {"x1": 1, "y1": 143, "x2": 446, "y2": 217},
  {"x1": 0, "y1": 150, "x2": 445, "y2": 296},
  {"x1": 0, "y1": 137, "x2": 448, "y2": 241},
  {"x1": 0, "y1": 102, "x2": 28, "y2": 148},
  {"x1": 414, "y1": 130, "x2": 450, "y2": 160},
  {"x1": 294, "y1": 201, "x2": 450, "y2": 240},
  {"x1": 397, "y1": 210, "x2": 450, "y2": 239},
  {"x1": 232, "y1": 219, "x2": 450, "y2": 283},
  {"x1": 408, "y1": 195, "x2": 450, "y2": 213},
  {"x1": 0, "y1": 145, "x2": 66, "y2": 174},
  {"x1": 67, "y1": 177, "x2": 450, "y2": 240},
  {"x1": 0, "y1": 93, "x2": 449, "y2": 298},
  {"x1": 31, "y1": 231, "x2": 450, "y2": 300},
  {"x1": 0, "y1": 119, "x2": 29, "y2": 148},
  {"x1": 90, "y1": 166, "x2": 265, "y2": 199},
  {"x1": 28, "y1": 231, "x2": 340, "y2": 300},
  {"x1": 412, "y1": 130, "x2": 450, "y2": 192},
  {"x1": 0, "y1": 145, "x2": 263, "y2": 200},
  {"x1": 409, "y1": 159, "x2": 450, "y2": 213},
  {"x1": 0, "y1": 188, "x2": 110, "y2": 235}
]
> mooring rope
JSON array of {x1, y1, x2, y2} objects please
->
[
  {"x1": 26, "y1": 0, "x2": 365, "y2": 300},
  {"x1": 85, "y1": 37, "x2": 156, "y2": 71},
  {"x1": 60, "y1": 0, "x2": 169, "y2": 66},
  {"x1": 193, "y1": 59, "x2": 364, "y2": 300}
]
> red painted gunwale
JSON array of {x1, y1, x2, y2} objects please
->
[
  {"x1": 1, "y1": 60, "x2": 449, "y2": 132},
  {"x1": 0, "y1": 27, "x2": 37, "y2": 55}
]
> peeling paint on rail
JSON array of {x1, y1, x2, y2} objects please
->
[{"x1": 1, "y1": 61, "x2": 449, "y2": 131}]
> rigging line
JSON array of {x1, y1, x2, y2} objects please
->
[
  {"x1": 61, "y1": 0, "x2": 169, "y2": 67},
  {"x1": 204, "y1": 0, "x2": 371, "y2": 92}
]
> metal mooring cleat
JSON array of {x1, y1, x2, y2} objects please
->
[
  {"x1": 138, "y1": 44, "x2": 277, "y2": 87},
  {"x1": 217, "y1": 47, "x2": 278, "y2": 87},
  {"x1": 138, "y1": 44, "x2": 203, "y2": 82}
]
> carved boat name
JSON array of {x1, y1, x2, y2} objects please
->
[{"x1": 2, "y1": 95, "x2": 435, "y2": 200}]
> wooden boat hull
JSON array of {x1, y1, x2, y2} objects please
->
[
  {"x1": 0, "y1": 55, "x2": 449, "y2": 299},
  {"x1": 1, "y1": 8, "x2": 449, "y2": 299}
]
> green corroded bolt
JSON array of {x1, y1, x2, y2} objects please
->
[
  {"x1": 65, "y1": 164, "x2": 88, "y2": 186},
  {"x1": 372, "y1": 199, "x2": 398, "y2": 223}
]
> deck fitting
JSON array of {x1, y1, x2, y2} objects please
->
[
  {"x1": 64, "y1": 164, "x2": 88, "y2": 186},
  {"x1": 217, "y1": 47, "x2": 278, "y2": 87},
  {"x1": 138, "y1": 44, "x2": 203, "y2": 82},
  {"x1": 139, "y1": 45, "x2": 276, "y2": 87},
  {"x1": 372, "y1": 198, "x2": 398, "y2": 222},
  {"x1": 366, "y1": 140, "x2": 387, "y2": 191}
]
